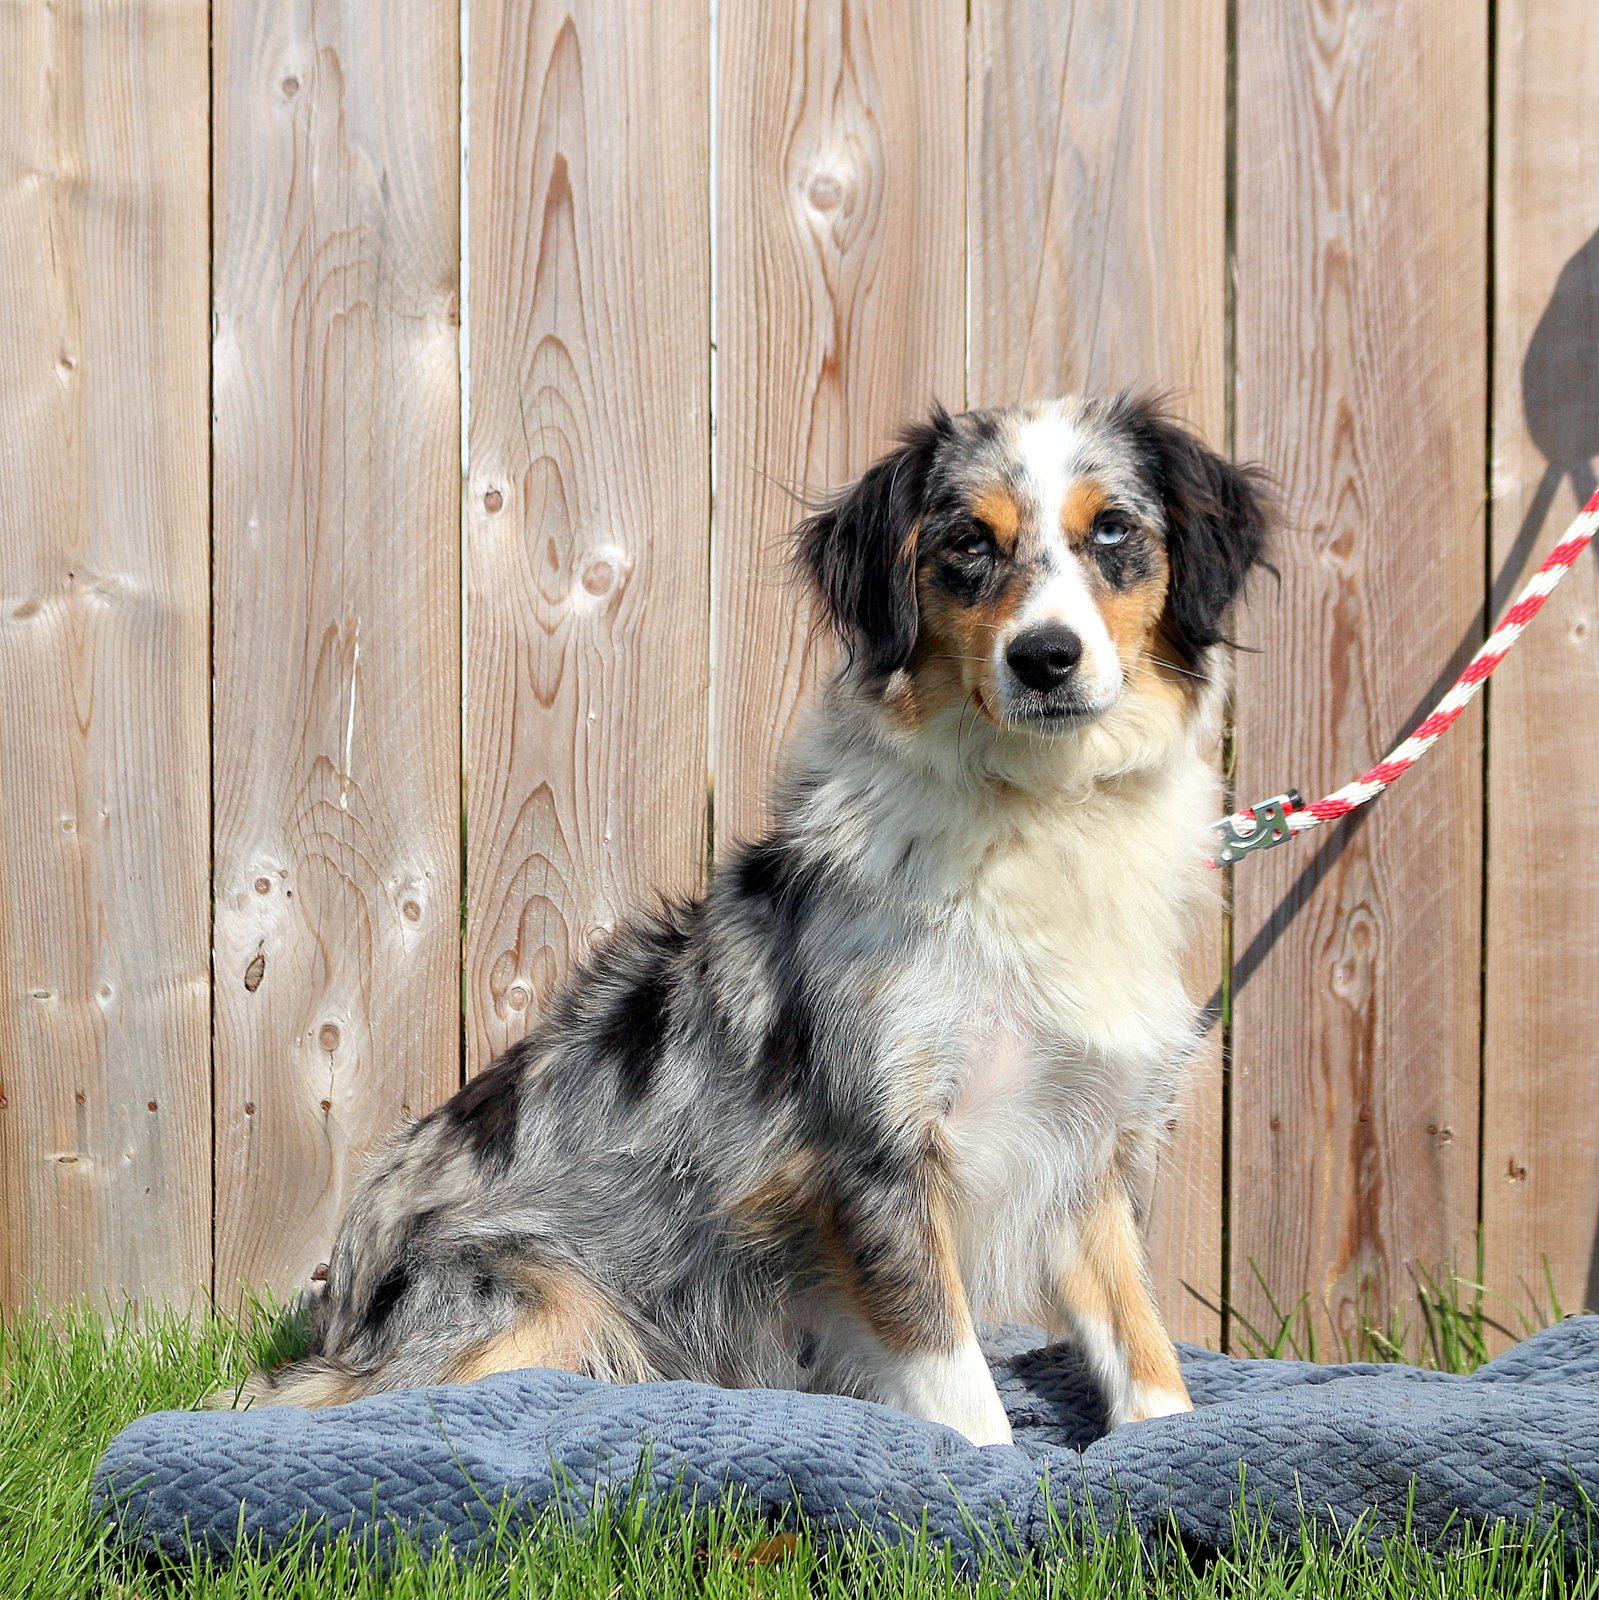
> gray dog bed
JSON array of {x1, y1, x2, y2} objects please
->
[{"x1": 94, "y1": 1319, "x2": 1599, "y2": 1568}]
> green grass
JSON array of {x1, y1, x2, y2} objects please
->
[
  {"x1": 1214, "y1": 1240, "x2": 1569, "y2": 1370},
  {"x1": 0, "y1": 1290, "x2": 1593, "y2": 1598}
]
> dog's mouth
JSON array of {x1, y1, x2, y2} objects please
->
[
  {"x1": 1014, "y1": 705, "x2": 1103, "y2": 734},
  {"x1": 971, "y1": 687, "x2": 1109, "y2": 733},
  {"x1": 1024, "y1": 700, "x2": 1098, "y2": 725}
]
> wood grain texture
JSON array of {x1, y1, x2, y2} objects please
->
[
  {"x1": 1230, "y1": 1, "x2": 1487, "y2": 1354},
  {"x1": 211, "y1": 0, "x2": 461, "y2": 1299},
  {"x1": 713, "y1": 0, "x2": 965, "y2": 846},
  {"x1": 465, "y1": 1, "x2": 710, "y2": 1071},
  {"x1": 0, "y1": 0, "x2": 211, "y2": 1312},
  {"x1": 969, "y1": 0, "x2": 1226, "y2": 1345},
  {"x1": 1482, "y1": 0, "x2": 1599, "y2": 1329}
]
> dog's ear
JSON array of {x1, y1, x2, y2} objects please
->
[
  {"x1": 1116, "y1": 397, "x2": 1272, "y2": 668},
  {"x1": 794, "y1": 410, "x2": 949, "y2": 679}
]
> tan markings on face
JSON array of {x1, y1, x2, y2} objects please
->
[
  {"x1": 1061, "y1": 479, "x2": 1109, "y2": 538},
  {"x1": 1097, "y1": 546, "x2": 1167, "y2": 656},
  {"x1": 446, "y1": 1270, "x2": 653, "y2": 1385},
  {"x1": 971, "y1": 486, "x2": 1022, "y2": 554},
  {"x1": 887, "y1": 550, "x2": 1033, "y2": 732},
  {"x1": 1079, "y1": 521, "x2": 1193, "y2": 710}
]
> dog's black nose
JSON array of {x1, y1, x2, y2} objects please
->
[{"x1": 1005, "y1": 624, "x2": 1083, "y2": 691}]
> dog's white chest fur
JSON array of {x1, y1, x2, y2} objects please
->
[
  {"x1": 916, "y1": 774, "x2": 1212, "y2": 1320},
  {"x1": 788, "y1": 694, "x2": 1220, "y2": 1324}
]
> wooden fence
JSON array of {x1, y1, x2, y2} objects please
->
[{"x1": 2, "y1": 0, "x2": 1596, "y2": 1355}]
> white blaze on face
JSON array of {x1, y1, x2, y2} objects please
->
[{"x1": 998, "y1": 412, "x2": 1124, "y2": 708}]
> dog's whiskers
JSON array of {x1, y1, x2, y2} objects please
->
[{"x1": 1130, "y1": 649, "x2": 1206, "y2": 684}]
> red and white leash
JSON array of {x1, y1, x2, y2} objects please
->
[{"x1": 1212, "y1": 488, "x2": 1599, "y2": 867}]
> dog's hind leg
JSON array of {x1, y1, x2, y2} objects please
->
[
  {"x1": 217, "y1": 1276, "x2": 656, "y2": 1408},
  {"x1": 443, "y1": 1269, "x2": 658, "y2": 1388},
  {"x1": 207, "y1": 1353, "x2": 370, "y2": 1410},
  {"x1": 1047, "y1": 1166, "x2": 1191, "y2": 1429}
]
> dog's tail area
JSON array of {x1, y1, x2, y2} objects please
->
[{"x1": 204, "y1": 1352, "x2": 374, "y2": 1411}]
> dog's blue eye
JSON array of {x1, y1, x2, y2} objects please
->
[
  {"x1": 1092, "y1": 517, "x2": 1132, "y2": 548},
  {"x1": 954, "y1": 532, "x2": 996, "y2": 559}
]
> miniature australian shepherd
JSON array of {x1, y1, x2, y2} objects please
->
[{"x1": 230, "y1": 394, "x2": 1269, "y2": 1444}]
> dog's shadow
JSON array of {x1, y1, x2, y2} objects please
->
[{"x1": 982, "y1": 1325, "x2": 1110, "y2": 1452}]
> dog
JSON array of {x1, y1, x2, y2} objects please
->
[{"x1": 226, "y1": 394, "x2": 1268, "y2": 1445}]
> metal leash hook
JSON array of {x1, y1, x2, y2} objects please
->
[{"x1": 1212, "y1": 790, "x2": 1304, "y2": 865}]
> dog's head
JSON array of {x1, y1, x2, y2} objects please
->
[{"x1": 797, "y1": 396, "x2": 1270, "y2": 747}]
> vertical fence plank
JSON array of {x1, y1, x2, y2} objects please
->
[
  {"x1": 1231, "y1": 2, "x2": 1487, "y2": 1352},
  {"x1": 212, "y1": 0, "x2": 461, "y2": 1298},
  {"x1": 968, "y1": 0, "x2": 1226, "y2": 1345},
  {"x1": 0, "y1": 0, "x2": 211, "y2": 1313},
  {"x1": 1482, "y1": 1, "x2": 1599, "y2": 1328},
  {"x1": 465, "y1": 1, "x2": 710, "y2": 1072},
  {"x1": 713, "y1": 0, "x2": 965, "y2": 846}
]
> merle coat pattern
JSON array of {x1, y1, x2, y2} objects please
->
[{"x1": 224, "y1": 396, "x2": 1269, "y2": 1444}]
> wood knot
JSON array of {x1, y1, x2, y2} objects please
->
[
  {"x1": 805, "y1": 172, "x2": 844, "y2": 211},
  {"x1": 580, "y1": 557, "x2": 618, "y2": 596},
  {"x1": 318, "y1": 1023, "x2": 340, "y2": 1052},
  {"x1": 483, "y1": 487, "x2": 504, "y2": 514},
  {"x1": 311, "y1": 1262, "x2": 329, "y2": 1282},
  {"x1": 243, "y1": 950, "x2": 266, "y2": 993}
]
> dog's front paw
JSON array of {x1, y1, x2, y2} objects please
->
[
  {"x1": 891, "y1": 1342, "x2": 1016, "y2": 1446},
  {"x1": 1111, "y1": 1384, "x2": 1193, "y2": 1428},
  {"x1": 940, "y1": 1367, "x2": 1015, "y2": 1446},
  {"x1": 952, "y1": 1398, "x2": 1014, "y2": 1448}
]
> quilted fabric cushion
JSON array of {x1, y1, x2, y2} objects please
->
[{"x1": 94, "y1": 1319, "x2": 1599, "y2": 1567}]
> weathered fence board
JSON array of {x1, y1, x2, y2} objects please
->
[
  {"x1": 1482, "y1": 0, "x2": 1599, "y2": 1333},
  {"x1": 713, "y1": 0, "x2": 966, "y2": 845},
  {"x1": 211, "y1": 0, "x2": 462, "y2": 1298},
  {"x1": 1230, "y1": 0, "x2": 1488, "y2": 1353},
  {"x1": 968, "y1": 0, "x2": 1227, "y2": 1345},
  {"x1": 0, "y1": 0, "x2": 212, "y2": 1311},
  {"x1": 464, "y1": 0, "x2": 710, "y2": 1073}
]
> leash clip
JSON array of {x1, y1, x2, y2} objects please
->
[{"x1": 1212, "y1": 790, "x2": 1303, "y2": 865}]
